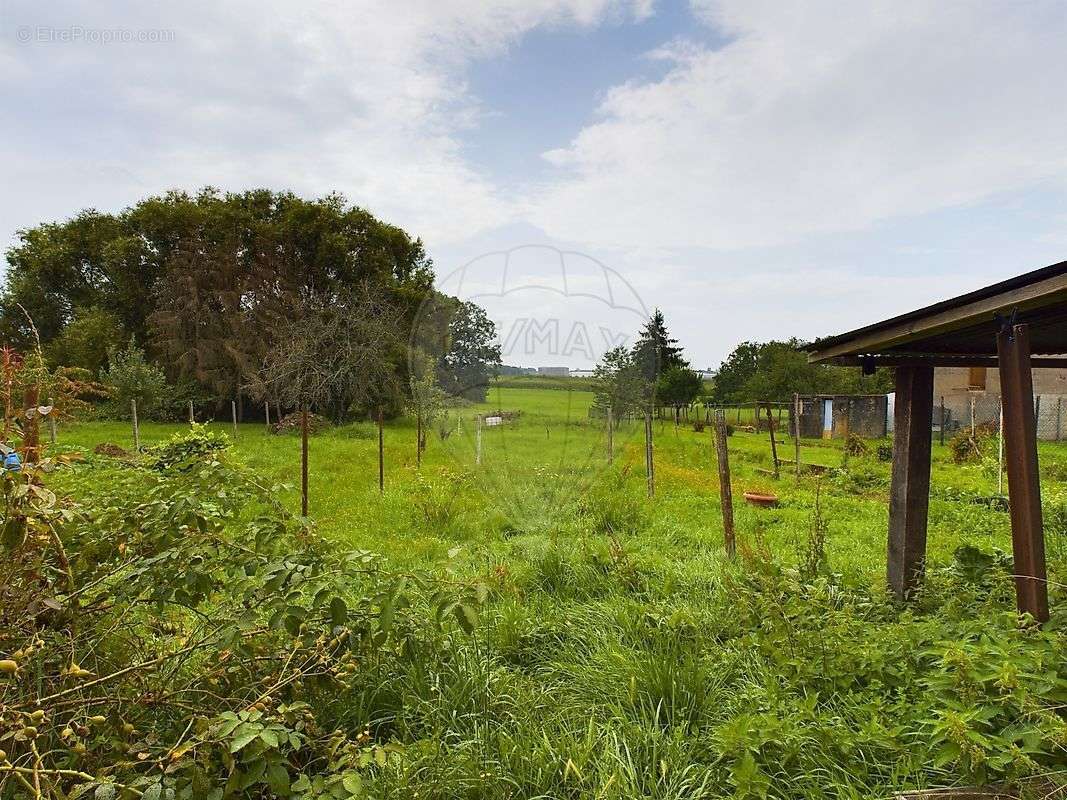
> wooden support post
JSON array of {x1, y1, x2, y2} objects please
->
[
  {"x1": 300, "y1": 407, "x2": 309, "y2": 517},
  {"x1": 765, "y1": 403, "x2": 779, "y2": 479},
  {"x1": 131, "y1": 398, "x2": 140, "y2": 452},
  {"x1": 997, "y1": 324, "x2": 1049, "y2": 622},
  {"x1": 713, "y1": 411, "x2": 735, "y2": 558},
  {"x1": 231, "y1": 400, "x2": 238, "y2": 440},
  {"x1": 644, "y1": 410, "x2": 655, "y2": 497},
  {"x1": 607, "y1": 406, "x2": 614, "y2": 464},
  {"x1": 188, "y1": 400, "x2": 194, "y2": 425},
  {"x1": 377, "y1": 407, "x2": 384, "y2": 494},
  {"x1": 265, "y1": 401, "x2": 270, "y2": 430},
  {"x1": 887, "y1": 364, "x2": 934, "y2": 602}
]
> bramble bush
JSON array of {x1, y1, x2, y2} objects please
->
[{"x1": 0, "y1": 431, "x2": 484, "y2": 799}]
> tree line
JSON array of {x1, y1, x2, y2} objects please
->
[
  {"x1": 592, "y1": 317, "x2": 894, "y2": 420},
  {"x1": 0, "y1": 188, "x2": 501, "y2": 420}
]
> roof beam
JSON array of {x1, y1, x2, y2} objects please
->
[
  {"x1": 808, "y1": 273, "x2": 1067, "y2": 362},
  {"x1": 827, "y1": 355, "x2": 1067, "y2": 369}
]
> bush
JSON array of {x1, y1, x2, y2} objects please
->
[
  {"x1": 949, "y1": 422, "x2": 997, "y2": 463},
  {"x1": 145, "y1": 424, "x2": 230, "y2": 471},
  {"x1": 271, "y1": 412, "x2": 332, "y2": 435}
]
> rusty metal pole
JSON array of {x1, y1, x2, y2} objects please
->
[
  {"x1": 765, "y1": 402, "x2": 779, "y2": 479},
  {"x1": 130, "y1": 398, "x2": 140, "y2": 453},
  {"x1": 793, "y1": 393, "x2": 802, "y2": 478},
  {"x1": 644, "y1": 410, "x2": 654, "y2": 497},
  {"x1": 378, "y1": 407, "x2": 384, "y2": 494},
  {"x1": 607, "y1": 406, "x2": 614, "y2": 464},
  {"x1": 22, "y1": 385, "x2": 40, "y2": 463},
  {"x1": 997, "y1": 324, "x2": 1049, "y2": 622},
  {"x1": 713, "y1": 410, "x2": 735, "y2": 557},
  {"x1": 47, "y1": 397, "x2": 56, "y2": 445},
  {"x1": 300, "y1": 407, "x2": 309, "y2": 517}
]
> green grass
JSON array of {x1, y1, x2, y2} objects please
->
[{"x1": 52, "y1": 387, "x2": 1067, "y2": 797}]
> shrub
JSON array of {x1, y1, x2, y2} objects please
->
[{"x1": 145, "y1": 424, "x2": 230, "y2": 472}]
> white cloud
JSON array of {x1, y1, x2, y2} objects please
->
[
  {"x1": 532, "y1": 0, "x2": 1067, "y2": 249},
  {"x1": 0, "y1": 0, "x2": 650, "y2": 246}
]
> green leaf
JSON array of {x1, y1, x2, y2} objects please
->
[
  {"x1": 341, "y1": 771, "x2": 363, "y2": 796},
  {"x1": 259, "y1": 728, "x2": 280, "y2": 748},
  {"x1": 230, "y1": 729, "x2": 261, "y2": 752},
  {"x1": 454, "y1": 603, "x2": 478, "y2": 634},
  {"x1": 95, "y1": 785, "x2": 117, "y2": 800}
]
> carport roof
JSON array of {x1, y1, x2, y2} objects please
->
[{"x1": 807, "y1": 258, "x2": 1067, "y2": 367}]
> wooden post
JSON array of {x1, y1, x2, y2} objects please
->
[
  {"x1": 47, "y1": 397, "x2": 56, "y2": 445},
  {"x1": 713, "y1": 411, "x2": 735, "y2": 558},
  {"x1": 939, "y1": 396, "x2": 946, "y2": 446},
  {"x1": 998, "y1": 399, "x2": 1004, "y2": 496},
  {"x1": 300, "y1": 407, "x2": 309, "y2": 517},
  {"x1": 377, "y1": 407, "x2": 384, "y2": 494},
  {"x1": 887, "y1": 364, "x2": 934, "y2": 602},
  {"x1": 22, "y1": 385, "x2": 40, "y2": 463},
  {"x1": 188, "y1": 399, "x2": 194, "y2": 425},
  {"x1": 265, "y1": 401, "x2": 271, "y2": 430},
  {"x1": 765, "y1": 403, "x2": 779, "y2": 479},
  {"x1": 416, "y1": 412, "x2": 422, "y2": 468},
  {"x1": 607, "y1": 406, "x2": 614, "y2": 464},
  {"x1": 475, "y1": 416, "x2": 482, "y2": 465},
  {"x1": 1057, "y1": 397, "x2": 1063, "y2": 442},
  {"x1": 793, "y1": 393, "x2": 802, "y2": 478},
  {"x1": 644, "y1": 410, "x2": 654, "y2": 497},
  {"x1": 231, "y1": 400, "x2": 238, "y2": 440},
  {"x1": 130, "y1": 398, "x2": 140, "y2": 452},
  {"x1": 997, "y1": 324, "x2": 1049, "y2": 622}
]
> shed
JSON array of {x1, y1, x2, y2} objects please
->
[
  {"x1": 793, "y1": 394, "x2": 888, "y2": 439},
  {"x1": 807, "y1": 258, "x2": 1067, "y2": 622}
]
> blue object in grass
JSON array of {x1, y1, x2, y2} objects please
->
[{"x1": 4, "y1": 451, "x2": 22, "y2": 471}]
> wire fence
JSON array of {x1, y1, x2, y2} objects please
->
[{"x1": 935, "y1": 393, "x2": 1067, "y2": 442}]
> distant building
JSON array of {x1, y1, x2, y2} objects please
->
[
  {"x1": 498, "y1": 365, "x2": 538, "y2": 376},
  {"x1": 933, "y1": 366, "x2": 1067, "y2": 437},
  {"x1": 537, "y1": 366, "x2": 570, "y2": 377}
]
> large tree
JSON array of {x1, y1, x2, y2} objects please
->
[
  {"x1": 1, "y1": 189, "x2": 436, "y2": 411},
  {"x1": 434, "y1": 299, "x2": 501, "y2": 402}
]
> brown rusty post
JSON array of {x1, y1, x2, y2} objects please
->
[
  {"x1": 644, "y1": 410, "x2": 654, "y2": 497},
  {"x1": 130, "y1": 398, "x2": 140, "y2": 452},
  {"x1": 22, "y1": 385, "x2": 40, "y2": 463},
  {"x1": 47, "y1": 397, "x2": 56, "y2": 445},
  {"x1": 887, "y1": 364, "x2": 934, "y2": 602},
  {"x1": 300, "y1": 407, "x2": 309, "y2": 517},
  {"x1": 765, "y1": 402, "x2": 779, "y2": 479},
  {"x1": 997, "y1": 324, "x2": 1049, "y2": 622},
  {"x1": 793, "y1": 393, "x2": 802, "y2": 478},
  {"x1": 607, "y1": 406, "x2": 614, "y2": 464},
  {"x1": 377, "y1": 407, "x2": 384, "y2": 494},
  {"x1": 713, "y1": 410, "x2": 735, "y2": 557}
]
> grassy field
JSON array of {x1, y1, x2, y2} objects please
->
[{"x1": 50, "y1": 386, "x2": 1067, "y2": 797}]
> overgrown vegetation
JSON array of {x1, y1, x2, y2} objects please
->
[{"x1": 3, "y1": 384, "x2": 1066, "y2": 798}]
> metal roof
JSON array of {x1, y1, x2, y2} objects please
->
[{"x1": 807, "y1": 258, "x2": 1067, "y2": 364}]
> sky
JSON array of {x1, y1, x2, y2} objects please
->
[{"x1": 3, "y1": 0, "x2": 1067, "y2": 370}]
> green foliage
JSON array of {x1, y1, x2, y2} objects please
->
[
  {"x1": 44, "y1": 306, "x2": 127, "y2": 375},
  {"x1": 145, "y1": 424, "x2": 231, "y2": 471},
  {"x1": 100, "y1": 338, "x2": 168, "y2": 415},
  {"x1": 0, "y1": 432, "x2": 483, "y2": 798},
  {"x1": 436, "y1": 300, "x2": 501, "y2": 402},
  {"x1": 713, "y1": 339, "x2": 894, "y2": 403}
]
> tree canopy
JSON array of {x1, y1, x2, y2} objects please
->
[
  {"x1": 712, "y1": 339, "x2": 894, "y2": 402},
  {"x1": 0, "y1": 189, "x2": 503, "y2": 418}
]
